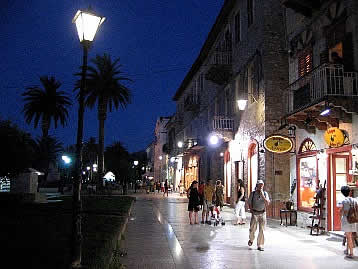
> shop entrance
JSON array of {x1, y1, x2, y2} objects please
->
[{"x1": 332, "y1": 154, "x2": 349, "y2": 231}]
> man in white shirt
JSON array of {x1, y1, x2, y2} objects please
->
[{"x1": 247, "y1": 179, "x2": 270, "y2": 251}]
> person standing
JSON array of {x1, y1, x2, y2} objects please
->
[
  {"x1": 202, "y1": 179, "x2": 215, "y2": 224},
  {"x1": 247, "y1": 180, "x2": 270, "y2": 251},
  {"x1": 198, "y1": 181, "x2": 205, "y2": 210},
  {"x1": 234, "y1": 179, "x2": 246, "y2": 225},
  {"x1": 161, "y1": 181, "x2": 165, "y2": 193},
  {"x1": 339, "y1": 186, "x2": 357, "y2": 258},
  {"x1": 215, "y1": 180, "x2": 224, "y2": 211},
  {"x1": 163, "y1": 179, "x2": 169, "y2": 197},
  {"x1": 187, "y1": 180, "x2": 200, "y2": 224}
]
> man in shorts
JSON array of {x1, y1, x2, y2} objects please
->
[{"x1": 202, "y1": 179, "x2": 216, "y2": 224}]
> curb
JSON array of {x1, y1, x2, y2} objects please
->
[{"x1": 118, "y1": 198, "x2": 136, "y2": 240}]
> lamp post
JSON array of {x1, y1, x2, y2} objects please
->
[{"x1": 72, "y1": 8, "x2": 105, "y2": 268}]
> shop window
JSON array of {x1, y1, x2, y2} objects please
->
[{"x1": 298, "y1": 139, "x2": 318, "y2": 210}]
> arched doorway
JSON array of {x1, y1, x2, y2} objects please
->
[{"x1": 248, "y1": 141, "x2": 259, "y2": 193}]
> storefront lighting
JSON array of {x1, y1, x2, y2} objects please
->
[
  {"x1": 159, "y1": 155, "x2": 163, "y2": 160},
  {"x1": 86, "y1": 166, "x2": 90, "y2": 171},
  {"x1": 170, "y1": 157, "x2": 176, "y2": 163},
  {"x1": 177, "y1": 141, "x2": 183, "y2": 148}
]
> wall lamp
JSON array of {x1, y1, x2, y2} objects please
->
[
  {"x1": 237, "y1": 99, "x2": 248, "y2": 111},
  {"x1": 319, "y1": 102, "x2": 331, "y2": 116}
]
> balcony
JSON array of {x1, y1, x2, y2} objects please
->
[
  {"x1": 282, "y1": 0, "x2": 326, "y2": 17},
  {"x1": 205, "y1": 50, "x2": 232, "y2": 85},
  {"x1": 212, "y1": 116, "x2": 234, "y2": 141},
  {"x1": 184, "y1": 95, "x2": 200, "y2": 111},
  {"x1": 285, "y1": 64, "x2": 358, "y2": 131}
]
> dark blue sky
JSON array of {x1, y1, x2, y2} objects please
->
[{"x1": 0, "y1": 0, "x2": 223, "y2": 152}]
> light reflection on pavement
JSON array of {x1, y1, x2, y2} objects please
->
[{"x1": 120, "y1": 192, "x2": 357, "y2": 269}]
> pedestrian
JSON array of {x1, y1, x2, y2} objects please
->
[
  {"x1": 338, "y1": 185, "x2": 357, "y2": 258},
  {"x1": 163, "y1": 179, "x2": 169, "y2": 197},
  {"x1": 198, "y1": 181, "x2": 205, "y2": 210},
  {"x1": 247, "y1": 179, "x2": 270, "y2": 251},
  {"x1": 234, "y1": 179, "x2": 246, "y2": 225},
  {"x1": 187, "y1": 180, "x2": 200, "y2": 225},
  {"x1": 215, "y1": 179, "x2": 224, "y2": 211},
  {"x1": 161, "y1": 181, "x2": 165, "y2": 193},
  {"x1": 179, "y1": 180, "x2": 184, "y2": 196},
  {"x1": 202, "y1": 179, "x2": 215, "y2": 224}
]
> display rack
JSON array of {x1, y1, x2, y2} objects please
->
[{"x1": 308, "y1": 181, "x2": 326, "y2": 236}]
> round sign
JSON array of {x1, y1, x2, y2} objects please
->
[
  {"x1": 324, "y1": 127, "x2": 345, "y2": 147},
  {"x1": 263, "y1": 135, "x2": 293, "y2": 154}
]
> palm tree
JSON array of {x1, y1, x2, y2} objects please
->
[
  {"x1": 33, "y1": 135, "x2": 63, "y2": 185},
  {"x1": 80, "y1": 54, "x2": 132, "y2": 188},
  {"x1": 22, "y1": 76, "x2": 72, "y2": 137}
]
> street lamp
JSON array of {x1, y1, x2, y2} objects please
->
[
  {"x1": 134, "y1": 160, "x2": 139, "y2": 166},
  {"x1": 72, "y1": 7, "x2": 105, "y2": 268}
]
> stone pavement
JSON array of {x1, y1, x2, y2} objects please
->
[{"x1": 120, "y1": 191, "x2": 357, "y2": 269}]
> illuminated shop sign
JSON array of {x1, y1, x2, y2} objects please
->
[
  {"x1": 324, "y1": 127, "x2": 345, "y2": 148},
  {"x1": 263, "y1": 135, "x2": 293, "y2": 154}
]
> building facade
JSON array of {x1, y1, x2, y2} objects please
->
[
  {"x1": 165, "y1": 0, "x2": 290, "y2": 217},
  {"x1": 282, "y1": 0, "x2": 358, "y2": 231},
  {"x1": 153, "y1": 117, "x2": 171, "y2": 184}
]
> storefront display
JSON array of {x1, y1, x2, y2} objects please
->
[{"x1": 299, "y1": 156, "x2": 317, "y2": 208}]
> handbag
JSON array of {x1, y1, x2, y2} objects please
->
[{"x1": 347, "y1": 199, "x2": 358, "y2": 224}]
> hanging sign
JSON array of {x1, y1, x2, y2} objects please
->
[
  {"x1": 324, "y1": 127, "x2": 345, "y2": 147},
  {"x1": 263, "y1": 135, "x2": 293, "y2": 154}
]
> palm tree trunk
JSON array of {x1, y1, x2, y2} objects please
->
[
  {"x1": 41, "y1": 117, "x2": 50, "y2": 137},
  {"x1": 97, "y1": 100, "x2": 106, "y2": 190}
]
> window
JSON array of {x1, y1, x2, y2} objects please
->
[
  {"x1": 234, "y1": 11, "x2": 241, "y2": 43},
  {"x1": 299, "y1": 156, "x2": 317, "y2": 208},
  {"x1": 298, "y1": 139, "x2": 318, "y2": 210},
  {"x1": 298, "y1": 48, "x2": 313, "y2": 77},
  {"x1": 247, "y1": 0, "x2": 254, "y2": 27}
]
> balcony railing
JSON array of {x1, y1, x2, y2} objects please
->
[
  {"x1": 212, "y1": 116, "x2": 234, "y2": 131},
  {"x1": 210, "y1": 51, "x2": 232, "y2": 65},
  {"x1": 286, "y1": 64, "x2": 358, "y2": 113}
]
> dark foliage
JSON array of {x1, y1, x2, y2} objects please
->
[{"x1": 0, "y1": 120, "x2": 36, "y2": 177}]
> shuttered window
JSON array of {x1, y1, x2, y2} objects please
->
[{"x1": 298, "y1": 49, "x2": 313, "y2": 77}]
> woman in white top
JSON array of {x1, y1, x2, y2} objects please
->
[{"x1": 339, "y1": 186, "x2": 357, "y2": 258}]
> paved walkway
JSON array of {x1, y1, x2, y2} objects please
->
[{"x1": 120, "y1": 191, "x2": 357, "y2": 269}]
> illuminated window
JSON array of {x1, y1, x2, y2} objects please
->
[
  {"x1": 298, "y1": 48, "x2": 313, "y2": 77},
  {"x1": 300, "y1": 139, "x2": 317, "y2": 153},
  {"x1": 298, "y1": 138, "x2": 318, "y2": 210}
]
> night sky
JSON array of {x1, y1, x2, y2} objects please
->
[{"x1": 0, "y1": 0, "x2": 223, "y2": 152}]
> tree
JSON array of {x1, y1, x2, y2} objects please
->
[
  {"x1": 79, "y1": 54, "x2": 132, "y2": 188},
  {"x1": 82, "y1": 137, "x2": 99, "y2": 168},
  {"x1": 105, "y1": 141, "x2": 130, "y2": 186},
  {"x1": 33, "y1": 136, "x2": 63, "y2": 183},
  {"x1": 0, "y1": 120, "x2": 36, "y2": 177},
  {"x1": 22, "y1": 76, "x2": 72, "y2": 137}
]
